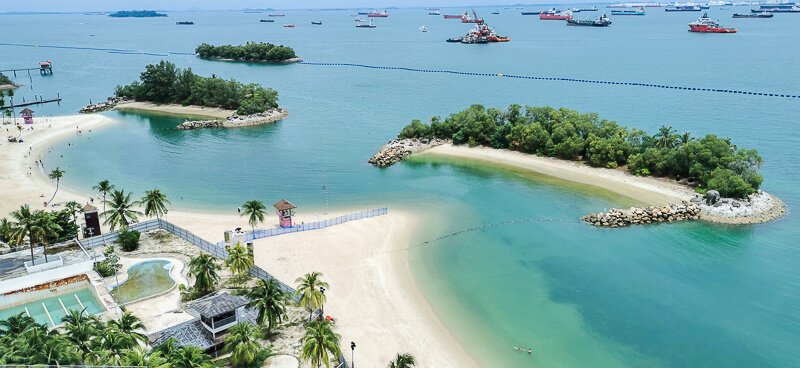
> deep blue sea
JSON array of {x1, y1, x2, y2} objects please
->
[{"x1": 2, "y1": 6, "x2": 799, "y2": 367}]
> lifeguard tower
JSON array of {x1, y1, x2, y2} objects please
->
[
  {"x1": 273, "y1": 199, "x2": 295, "y2": 228},
  {"x1": 20, "y1": 108, "x2": 34, "y2": 124}
]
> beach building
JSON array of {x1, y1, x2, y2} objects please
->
[
  {"x1": 274, "y1": 199, "x2": 296, "y2": 228},
  {"x1": 20, "y1": 108, "x2": 34, "y2": 124},
  {"x1": 82, "y1": 204, "x2": 102, "y2": 238}
]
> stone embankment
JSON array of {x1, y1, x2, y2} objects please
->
[
  {"x1": 175, "y1": 108, "x2": 288, "y2": 130},
  {"x1": 79, "y1": 96, "x2": 131, "y2": 113},
  {"x1": 368, "y1": 138, "x2": 448, "y2": 167},
  {"x1": 695, "y1": 190, "x2": 786, "y2": 224},
  {"x1": 582, "y1": 204, "x2": 701, "y2": 228}
]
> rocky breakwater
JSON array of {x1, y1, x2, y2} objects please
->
[
  {"x1": 368, "y1": 138, "x2": 448, "y2": 167},
  {"x1": 176, "y1": 108, "x2": 288, "y2": 130},
  {"x1": 694, "y1": 190, "x2": 786, "y2": 224},
  {"x1": 582, "y1": 204, "x2": 701, "y2": 228},
  {"x1": 79, "y1": 96, "x2": 130, "y2": 113}
]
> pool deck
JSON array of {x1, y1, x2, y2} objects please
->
[{"x1": 0, "y1": 244, "x2": 90, "y2": 280}]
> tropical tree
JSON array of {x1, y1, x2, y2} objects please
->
[
  {"x1": 141, "y1": 189, "x2": 171, "y2": 222},
  {"x1": 245, "y1": 278, "x2": 290, "y2": 335},
  {"x1": 10, "y1": 205, "x2": 41, "y2": 263},
  {"x1": 31, "y1": 211, "x2": 62, "y2": 263},
  {"x1": 225, "y1": 242, "x2": 254, "y2": 283},
  {"x1": 654, "y1": 125, "x2": 677, "y2": 149},
  {"x1": 188, "y1": 253, "x2": 221, "y2": 296},
  {"x1": 0, "y1": 312, "x2": 40, "y2": 337},
  {"x1": 60, "y1": 309, "x2": 102, "y2": 359},
  {"x1": 388, "y1": 353, "x2": 417, "y2": 368},
  {"x1": 171, "y1": 345, "x2": 214, "y2": 368},
  {"x1": 64, "y1": 201, "x2": 82, "y2": 224},
  {"x1": 93, "y1": 180, "x2": 115, "y2": 213},
  {"x1": 121, "y1": 345, "x2": 169, "y2": 368},
  {"x1": 0, "y1": 217, "x2": 16, "y2": 246},
  {"x1": 223, "y1": 322, "x2": 263, "y2": 367},
  {"x1": 46, "y1": 167, "x2": 65, "y2": 206},
  {"x1": 101, "y1": 189, "x2": 142, "y2": 231},
  {"x1": 299, "y1": 319, "x2": 342, "y2": 368},
  {"x1": 241, "y1": 200, "x2": 266, "y2": 232},
  {"x1": 294, "y1": 271, "x2": 329, "y2": 320},
  {"x1": 679, "y1": 131, "x2": 694, "y2": 147},
  {"x1": 108, "y1": 311, "x2": 147, "y2": 346}
]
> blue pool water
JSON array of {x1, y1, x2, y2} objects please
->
[{"x1": 0, "y1": 287, "x2": 104, "y2": 327}]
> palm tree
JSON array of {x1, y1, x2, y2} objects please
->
[
  {"x1": 93, "y1": 180, "x2": 115, "y2": 213},
  {"x1": 141, "y1": 189, "x2": 171, "y2": 222},
  {"x1": 108, "y1": 311, "x2": 147, "y2": 346},
  {"x1": 0, "y1": 312, "x2": 41, "y2": 337},
  {"x1": 245, "y1": 278, "x2": 290, "y2": 335},
  {"x1": 388, "y1": 353, "x2": 417, "y2": 368},
  {"x1": 101, "y1": 189, "x2": 142, "y2": 231},
  {"x1": 172, "y1": 345, "x2": 213, "y2": 368},
  {"x1": 654, "y1": 125, "x2": 676, "y2": 149},
  {"x1": 0, "y1": 217, "x2": 15, "y2": 246},
  {"x1": 121, "y1": 346, "x2": 169, "y2": 368},
  {"x1": 10, "y1": 205, "x2": 41, "y2": 263},
  {"x1": 188, "y1": 253, "x2": 221, "y2": 296},
  {"x1": 46, "y1": 167, "x2": 65, "y2": 206},
  {"x1": 241, "y1": 200, "x2": 266, "y2": 233},
  {"x1": 61, "y1": 309, "x2": 102, "y2": 359},
  {"x1": 225, "y1": 242, "x2": 254, "y2": 283},
  {"x1": 294, "y1": 271, "x2": 329, "y2": 320},
  {"x1": 31, "y1": 211, "x2": 62, "y2": 263},
  {"x1": 223, "y1": 322, "x2": 263, "y2": 367},
  {"x1": 679, "y1": 131, "x2": 694, "y2": 147},
  {"x1": 64, "y1": 201, "x2": 82, "y2": 224},
  {"x1": 299, "y1": 319, "x2": 342, "y2": 368}
]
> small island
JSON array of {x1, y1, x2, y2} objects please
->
[
  {"x1": 195, "y1": 42, "x2": 301, "y2": 64},
  {"x1": 108, "y1": 10, "x2": 167, "y2": 17},
  {"x1": 0, "y1": 73, "x2": 21, "y2": 90},
  {"x1": 81, "y1": 61, "x2": 287, "y2": 128},
  {"x1": 371, "y1": 104, "x2": 785, "y2": 225}
]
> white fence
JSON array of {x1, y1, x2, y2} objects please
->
[{"x1": 236, "y1": 208, "x2": 388, "y2": 244}]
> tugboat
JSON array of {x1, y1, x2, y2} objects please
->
[
  {"x1": 611, "y1": 7, "x2": 646, "y2": 15},
  {"x1": 368, "y1": 10, "x2": 389, "y2": 17},
  {"x1": 356, "y1": 19, "x2": 376, "y2": 28},
  {"x1": 733, "y1": 12, "x2": 773, "y2": 18},
  {"x1": 540, "y1": 10, "x2": 573, "y2": 20},
  {"x1": 566, "y1": 14, "x2": 612, "y2": 27},
  {"x1": 448, "y1": 10, "x2": 510, "y2": 44},
  {"x1": 688, "y1": 13, "x2": 737, "y2": 33}
]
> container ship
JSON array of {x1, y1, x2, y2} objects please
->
[
  {"x1": 540, "y1": 11, "x2": 573, "y2": 20},
  {"x1": 367, "y1": 10, "x2": 389, "y2": 17},
  {"x1": 611, "y1": 7, "x2": 646, "y2": 15},
  {"x1": 567, "y1": 14, "x2": 612, "y2": 26},
  {"x1": 688, "y1": 13, "x2": 737, "y2": 33}
]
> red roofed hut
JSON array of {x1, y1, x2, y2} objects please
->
[
  {"x1": 21, "y1": 108, "x2": 34, "y2": 124},
  {"x1": 273, "y1": 199, "x2": 295, "y2": 228}
]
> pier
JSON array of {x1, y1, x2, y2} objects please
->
[{"x1": 0, "y1": 96, "x2": 62, "y2": 110}]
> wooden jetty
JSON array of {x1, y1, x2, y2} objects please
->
[
  {"x1": 0, "y1": 97, "x2": 62, "y2": 110},
  {"x1": 0, "y1": 60, "x2": 54, "y2": 75}
]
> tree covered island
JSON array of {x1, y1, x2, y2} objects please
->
[
  {"x1": 195, "y1": 42, "x2": 300, "y2": 63},
  {"x1": 108, "y1": 10, "x2": 167, "y2": 17},
  {"x1": 397, "y1": 104, "x2": 764, "y2": 199},
  {"x1": 114, "y1": 61, "x2": 279, "y2": 116}
]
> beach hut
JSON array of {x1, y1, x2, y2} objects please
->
[
  {"x1": 82, "y1": 204, "x2": 102, "y2": 238},
  {"x1": 273, "y1": 199, "x2": 295, "y2": 228},
  {"x1": 20, "y1": 108, "x2": 34, "y2": 124}
]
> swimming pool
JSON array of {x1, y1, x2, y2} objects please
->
[
  {"x1": 0, "y1": 283, "x2": 104, "y2": 327},
  {"x1": 111, "y1": 260, "x2": 175, "y2": 304}
]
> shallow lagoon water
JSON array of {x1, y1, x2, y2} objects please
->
[{"x1": 2, "y1": 7, "x2": 800, "y2": 367}]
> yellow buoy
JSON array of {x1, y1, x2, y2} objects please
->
[{"x1": 498, "y1": 74, "x2": 504, "y2": 77}]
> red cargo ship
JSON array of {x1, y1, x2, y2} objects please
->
[
  {"x1": 539, "y1": 11, "x2": 573, "y2": 20},
  {"x1": 688, "y1": 13, "x2": 737, "y2": 33}
]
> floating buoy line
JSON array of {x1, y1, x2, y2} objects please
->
[{"x1": 408, "y1": 217, "x2": 582, "y2": 250}]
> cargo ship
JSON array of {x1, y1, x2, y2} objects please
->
[
  {"x1": 611, "y1": 7, "x2": 646, "y2": 15},
  {"x1": 176, "y1": 21, "x2": 194, "y2": 25},
  {"x1": 540, "y1": 11, "x2": 573, "y2": 20},
  {"x1": 567, "y1": 14, "x2": 612, "y2": 26},
  {"x1": 752, "y1": 6, "x2": 800, "y2": 12},
  {"x1": 688, "y1": 13, "x2": 737, "y2": 33},
  {"x1": 572, "y1": 6, "x2": 599, "y2": 12},
  {"x1": 461, "y1": 11, "x2": 484, "y2": 22},
  {"x1": 269, "y1": 13, "x2": 285, "y2": 17},
  {"x1": 259, "y1": 19, "x2": 275, "y2": 22},
  {"x1": 356, "y1": 19, "x2": 376, "y2": 28},
  {"x1": 448, "y1": 10, "x2": 510, "y2": 43},
  {"x1": 665, "y1": 5, "x2": 702, "y2": 11},
  {"x1": 521, "y1": 10, "x2": 547, "y2": 15},
  {"x1": 367, "y1": 10, "x2": 389, "y2": 17},
  {"x1": 444, "y1": 14, "x2": 462, "y2": 18},
  {"x1": 733, "y1": 12, "x2": 773, "y2": 18}
]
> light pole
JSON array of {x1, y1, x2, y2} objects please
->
[
  {"x1": 350, "y1": 341, "x2": 356, "y2": 368},
  {"x1": 320, "y1": 286, "x2": 325, "y2": 317}
]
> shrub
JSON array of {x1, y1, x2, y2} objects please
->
[
  {"x1": 94, "y1": 246, "x2": 120, "y2": 277},
  {"x1": 704, "y1": 167, "x2": 757, "y2": 198},
  {"x1": 118, "y1": 229, "x2": 141, "y2": 252}
]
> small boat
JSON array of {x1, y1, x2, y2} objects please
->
[
  {"x1": 665, "y1": 5, "x2": 702, "y2": 12},
  {"x1": 733, "y1": 12, "x2": 773, "y2": 18},
  {"x1": 283, "y1": 23, "x2": 294, "y2": 27},
  {"x1": 567, "y1": 14, "x2": 612, "y2": 27},
  {"x1": 354, "y1": 17, "x2": 365, "y2": 22},
  {"x1": 368, "y1": 10, "x2": 389, "y2": 17},
  {"x1": 429, "y1": 10, "x2": 441, "y2": 15},
  {"x1": 700, "y1": 5, "x2": 710, "y2": 9},
  {"x1": 688, "y1": 12, "x2": 737, "y2": 33},
  {"x1": 176, "y1": 21, "x2": 194, "y2": 25},
  {"x1": 491, "y1": 9, "x2": 500, "y2": 14},
  {"x1": 420, "y1": 25, "x2": 428, "y2": 32},
  {"x1": 540, "y1": 11, "x2": 573, "y2": 20},
  {"x1": 356, "y1": 19, "x2": 376, "y2": 28},
  {"x1": 311, "y1": 21, "x2": 322, "y2": 25},
  {"x1": 446, "y1": 37, "x2": 463, "y2": 42},
  {"x1": 260, "y1": 19, "x2": 275, "y2": 22},
  {"x1": 269, "y1": 13, "x2": 285, "y2": 17},
  {"x1": 611, "y1": 7, "x2": 646, "y2": 15}
]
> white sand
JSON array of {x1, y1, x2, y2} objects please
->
[{"x1": 116, "y1": 102, "x2": 234, "y2": 119}]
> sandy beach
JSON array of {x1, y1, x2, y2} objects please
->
[
  {"x1": 115, "y1": 101, "x2": 234, "y2": 119},
  {"x1": 0, "y1": 115, "x2": 480, "y2": 368}
]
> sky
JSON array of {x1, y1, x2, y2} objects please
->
[{"x1": 0, "y1": 1, "x2": 579, "y2": 13}]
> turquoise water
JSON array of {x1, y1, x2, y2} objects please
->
[
  {"x1": 0, "y1": 288, "x2": 104, "y2": 327},
  {"x1": 2, "y1": 7, "x2": 800, "y2": 367},
  {"x1": 111, "y1": 260, "x2": 175, "y2": 304}
]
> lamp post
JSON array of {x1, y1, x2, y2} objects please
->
[
  {"x1": 320, "y1": 286, "x2": 325, "y2": 317},
  {"x1": 350, "y1": 341, "x2": 356, "y2": 368}
]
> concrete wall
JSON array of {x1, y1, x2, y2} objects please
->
[
  {"x1": 0, "y1": 278, "x2": 92, "y2": 309},
  {"x1": 0, "y1": 259, "x2": 96, "y2": 295}
]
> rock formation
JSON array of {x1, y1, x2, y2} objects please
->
[
  {"x1": 368, "y1": 138, "x2": 448, "y2": 167},
  {"x1": 582, "y1": 204, "x2": 701, "y2": 228}
]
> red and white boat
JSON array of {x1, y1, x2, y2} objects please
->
[
  {"x1": 539, "y1": 10, "x2": 573, "y2": 20},
  {"x1": 461, "y1": 11, "x2": 483, "y2": 22},
  {"x1": 367, "y1": 10, "x2": 389, "y2": 17},
  {"x1": 283, "y1": 23, "x2": 294, "y2": 27},
  {"x1": 688, "y1": 13, "x2": 737, "y2": 33}
]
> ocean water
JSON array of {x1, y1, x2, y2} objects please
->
[{"x1": 2, "y1": 7, "x2": 799, "y2": 367}]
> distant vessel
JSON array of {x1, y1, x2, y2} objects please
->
[
  {"x1": 492, "y1": 9, "x2": 500, "y2": 14},
  {"x1": 244, "y1": 11, "x2": 262, "y2": 13},
  {"x1": 357, "y1": 11, "x2": 369, "y2": 15},
  {"x1": 572, "y1": 6, "x2": 599, "y2": 12},
  {"x1": 269, "y1": 13, "x2": 285, "y2": 17},
  {"x1": 429, "y1": 10, "x2": 441, "y2": 15},
  {"x1": 356, "y1": 19, "x2": 376, "y2": 28},
  {"x1": 753, "y1": 6, "x2": 800, "y2": 12},
  {"x1": 354, "y1": 17, "x2": 365, "y2": 22},
  {"x1": 311, "y1": 21, "x2": 322, "y2": 25},
  {"x1": 260, "y1": 19, "x2": 274, "y2": 22},
  {"x1": 461, "y1": 11, "x2": 483, "y2": 23},
  {"x1": 665, "y1": 6, "x2": 702, "y2": 12},
  {"x1": 733, "y1": 12, "x2": 773, "y2": 18},
  {"x1": 176, "y1": 21, "x2": 194, "y2": 25},
  {"x1": 446, "y1": 37, "x2": 462, "y2": 42},
  {"x1": 420, "y1": 25, "x2": 428, "y2": 32},
  {"x1": 540, "y1": 11, "x2": 573, "y2": 20},
  {"x1": 606, "y1": 4, "x2": 628, "y2": 8},
  {"x1": 283, "y1": 23, "x2": 294, "y2": 27},
  {"x1": 688, "y1": 13, "x2": 737, "y2": 33},
  {"x1": 700, "y1": 5, "x2": 711, "y2": 9},
  {"x1": 611, "y1": 7, "x2": 646, "y2": 15},
  {"x1": 443, "y1": 14, "x2": 462, "y2": 19},
  {"x1": 521, "y1": 10, "x2": 548, "y2": 15},
  {"x1": 450, "y1": 10, "x2": 510, "y2": 43},
  {"x1": 368, "y1": 10, "x2": 389, "y2": 17},
  {"x1": 567, "y1": 14, "x2": 612, "y2": 27}
]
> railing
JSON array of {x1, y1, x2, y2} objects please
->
[{"x1": 80, "y1": 220, "x2": 164, "y2": 249}]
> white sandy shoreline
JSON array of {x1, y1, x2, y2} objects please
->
[{"x1": 0, "y1": 115, "x2": 480, "y2": 368}]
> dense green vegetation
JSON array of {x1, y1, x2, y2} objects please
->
[
  {"x1": 108, "y1": 10, "x2": 167, "y2": 17},
  {"x1": 114, "y1": 61, "x2": 279, "y2": 115},
  {"x1": 1, "y1": 206, "x2": 79, "y2": 252},
  {"x1": 0, "y1": 73, "x2": 14, "y2": 86},
  {"x1": 196, "y1": 42, "x2": 298, "y2": 62},
  {"x1": 118, "y1": 229, "x2": 141, "y2": 251},
  {"x1": 398, "y1": 104, "x2": 763, "y2": 198}
]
